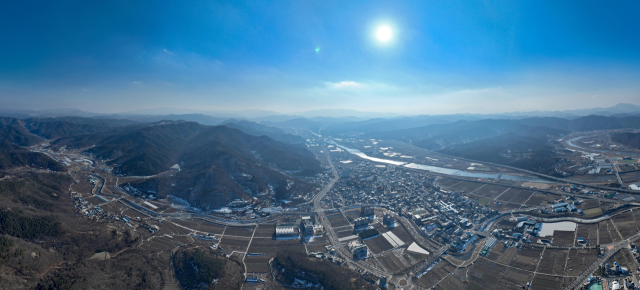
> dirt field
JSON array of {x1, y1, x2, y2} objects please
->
[
  {"x1": 609, "y1": 249, "x2": 637, "y2": 273},
  {"x1": 509, "y1": 246, "x2": 544, "y2": 272},
  {"x1": 466, "y1": 259, "x2": 508, "y2": 288},
  {"x1": 224, "y1": 226, "x2": 256, "y2": 237},
  {"x1": 496, "y1": 266, "x2": 534, "y2": 289},
  {"x1": 473, "y1": 184, "x2": 510, "y2": 199},
  {"x1": 219, "y1": 236, "x2": 251, "y2": 252},
  {"x1": 335, "y1": 229, "x2": 354, "y2": 238},
  {"x1": 525, "y1": 193, "x2": 556, "y2": 207},
  {"x1": 390, "y1": 224, "x2": 414, "y2": 244},
  {"x1": 575, "y1": 223, "x2": 598, "y2": 246},
  {"x1": 501, "y1": 188, "x2": 535, "y2": 204},
  {"x1": 244, "y1": 255, "x2": 271, "y2": 273},
  {"x1": 599, "y1": 219, "x2": 622, "y2": 244},
  {"x1": 486, "y1": 243, "x2": 517, "y2": 264},
  {"x1": 139, "y1": 236, "x2": 183, "y2": 251},
  {"x1": 566, "y1": 248, "x2": 598, "y2": 274},
  {"x1": 449, "y1": 181, "x2": 484, "y2": 193},
  {"x1": 552, "y1": 231, "x2": 576, "y2": 247},
  {"x1": 611, "y1": 211, "x2": 640, "y2": 239},
  {"x1": 433, "y1": 267, "x2": 466, "y2": 290},
  {"x1": 377, "y1": 251, "x2": 407, "y2": 273},
  {"x1": 437, "y1": 178, "x2": 463, "y2": 187},
  {"x1": 537, "y1": 248, "x2": 570, "y2": 275},
  {"x1": 306, "y1": 235, "x2": 331, "y2": 252},
  {"x1": 163, "y1": 221, "x2": 193, "y2": 235},
  {"x1": 197, "y1": 220, "x2": 226, "y2": 234},
  {"x1": 343, "y1": 209, "x2": 361, "y2": 220},
  {"x1": 414, "y1": 259, "x2": 458, "y2": 288},
  {"x1": 531, "y1": 274, "x2": 573, "y2": 290},
  {"x1": 253, "y1": 224, "x2": 276, "y2": 238},
  {"x1": 247, "y1": 238, "x2": 278, "y2": 254},
  {"x1": 364, "y1": 235, "x2": 394, "y2": 254},
  {"x1": 327, "y1": 213, "x2": 350, "y2": 228}
]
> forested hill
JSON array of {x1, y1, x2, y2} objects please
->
[
  {"x1": 611, "y1": 132, "x2": 640, "y2": 149},
  {"x1": 0, "y1": 118, "x2": 44, "y2": 146},
  {"x1": 0, "y1": 142, "x2": 63, "y2": 171},
  {"x1": 84, "y1": 121, "x2": 321, "y2": 208}
]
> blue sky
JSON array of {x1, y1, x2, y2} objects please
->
[{"x1": 1, "y1": 0, "x2": 639, "y2": 114}]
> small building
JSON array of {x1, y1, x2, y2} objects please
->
[
  {"x1": 313, "y1": 225, "x2": 324, "y2": 235},
  {"x1": 383, "y1": 212, "x2": 395, "y2": 227},
  {"x1": 275, "y1": 226, "x2": 299, "y2": 240},
  {"x1": 354, "y1": 217, "x2": 370, "y2": 228},
  {"x1": 361, "y1": 205, "x2": 374, "y2": 217},
  {"x1": 552, "y1": 202, "x2": 568, "y2": 209},
  {"x1": 349, "y1": 241, "x2": 368, "y2": 260}
]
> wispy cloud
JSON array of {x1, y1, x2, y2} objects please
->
[
  {"x1": 326, "y1": 81, "x2": 362, "y2": 89},
  {"x1": 133, "y1": 81, "x2": 142, "y2": 84},
  {"x1": 163, "y1": 48, "x2": 173, "y2": 55}
]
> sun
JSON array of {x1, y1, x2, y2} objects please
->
[{"x1": 376, "y1": 26, "x2": 392, "y2": 42}]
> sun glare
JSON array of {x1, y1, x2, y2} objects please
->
[{"x1": 376, "y1": 25, "x2": 392, "y2": 42}]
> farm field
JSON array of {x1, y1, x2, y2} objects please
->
[
  {"x1": 306, "y1": 235, "x2": 331, "y2": 253},
  {"x1": 486, "y1": 243, "x2": 518, "y2": 265},
  {"x1": 364, "y1": 235, "x2": 394, "y2": 254},
  {"x1": 472, "y1": 184, "x2": 510, "y2": 199},
  {"x1": 496, "y1": 266, "x2": 534, "y2": 290},
  {"x1": 327, "y1": 213, "x2": 350, "y2": 228},
  {"x1": 611, "y1": 211, "x2": 640, "y2": 239},
  {"x1": 163, "y1": 221, "x2": 193, "y2": 235},
  {"x1": 537, "y1": 248, "x2": 569, "y2": 275},
  {"x1": 530, "y1": 274, "x2": 573, "y2": 290},
  {"x1": 244, "y1": 255, "x2": 271, "y2": 273},
  {"x1": 552, "y1": 231, "x2": 575, "y2": 247},
  {"x1": 196, "y1": 220, "x2": 226, "y2": 234},
  {"x1": 609, "y1": 249, "x2": 636, "y2": 273},
  {"x1": 224, "y1": 226, "x2": 256, "y2": 237},
  {"x1": 524, "y1": 193, "x2": 556, "y2": 207},
  {"x1": 390, "y1": 224, "x2": 414, "y2": 245},
  {"x1": 219, "y1": 236, "x2": 251, "y2": 252},
  {"x1": 566, "y1": 248, "x2": 598, "y2": 274},
  {"x1": 509, "y1": 246, "x2": 544, "y2": 272},
  {"x1": 598, "y1": 219, "x2": 622, "y2": 244},
  {"x1": 253, "y1": 224, "x2": 276, "y2": 238},
  {"x1": 466, "y1": 259, "x2": 507, "y2": 288},
  {"x1": 575, "y1": 223, "x2": 598, "y2": 246},
  {"x1": 503, "y1": 188, "x2": 535, "y2": 204},
  {"x1": 414, "y1": 259, "x2": 458, "y2": 288},
  {"x1": 449, "y1": 181, "x2": 483, "y2": 193}
]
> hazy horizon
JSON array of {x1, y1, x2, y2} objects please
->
[{"x1": 2, "y1": 1, "x2": 640, "y2": 114}]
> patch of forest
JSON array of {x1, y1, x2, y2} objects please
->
[
  {"x1": 273, "y1": 250, "x2": 377, "y2": 290},
  {"x1": 612, "y1": 132, "x2": 640, "y2": 149},
  {"x1": 173, "y1": 248, "x2": 243, "y2": 290}
]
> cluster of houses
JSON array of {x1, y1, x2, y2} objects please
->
[{"x1": 71, "y1": 192, "x2": 142, "y2": 229}]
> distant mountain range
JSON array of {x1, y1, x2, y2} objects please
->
[{"x1": 2, "y1": 103, "x2": 639, "y2": 123}]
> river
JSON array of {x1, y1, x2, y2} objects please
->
[
  {"x1": 566, "y1": 136, "x2": 640, "y2": 156},
  {"x1": 333, "y1": 142, "x2": 553, "y2": 183}
]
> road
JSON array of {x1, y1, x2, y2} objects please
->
[
  {"x1": 564, "y1": 231, "x2": 640, "y2": 290},
  {"x1": 311, "y1": 153, "x2": 390, "y2": 278}
]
